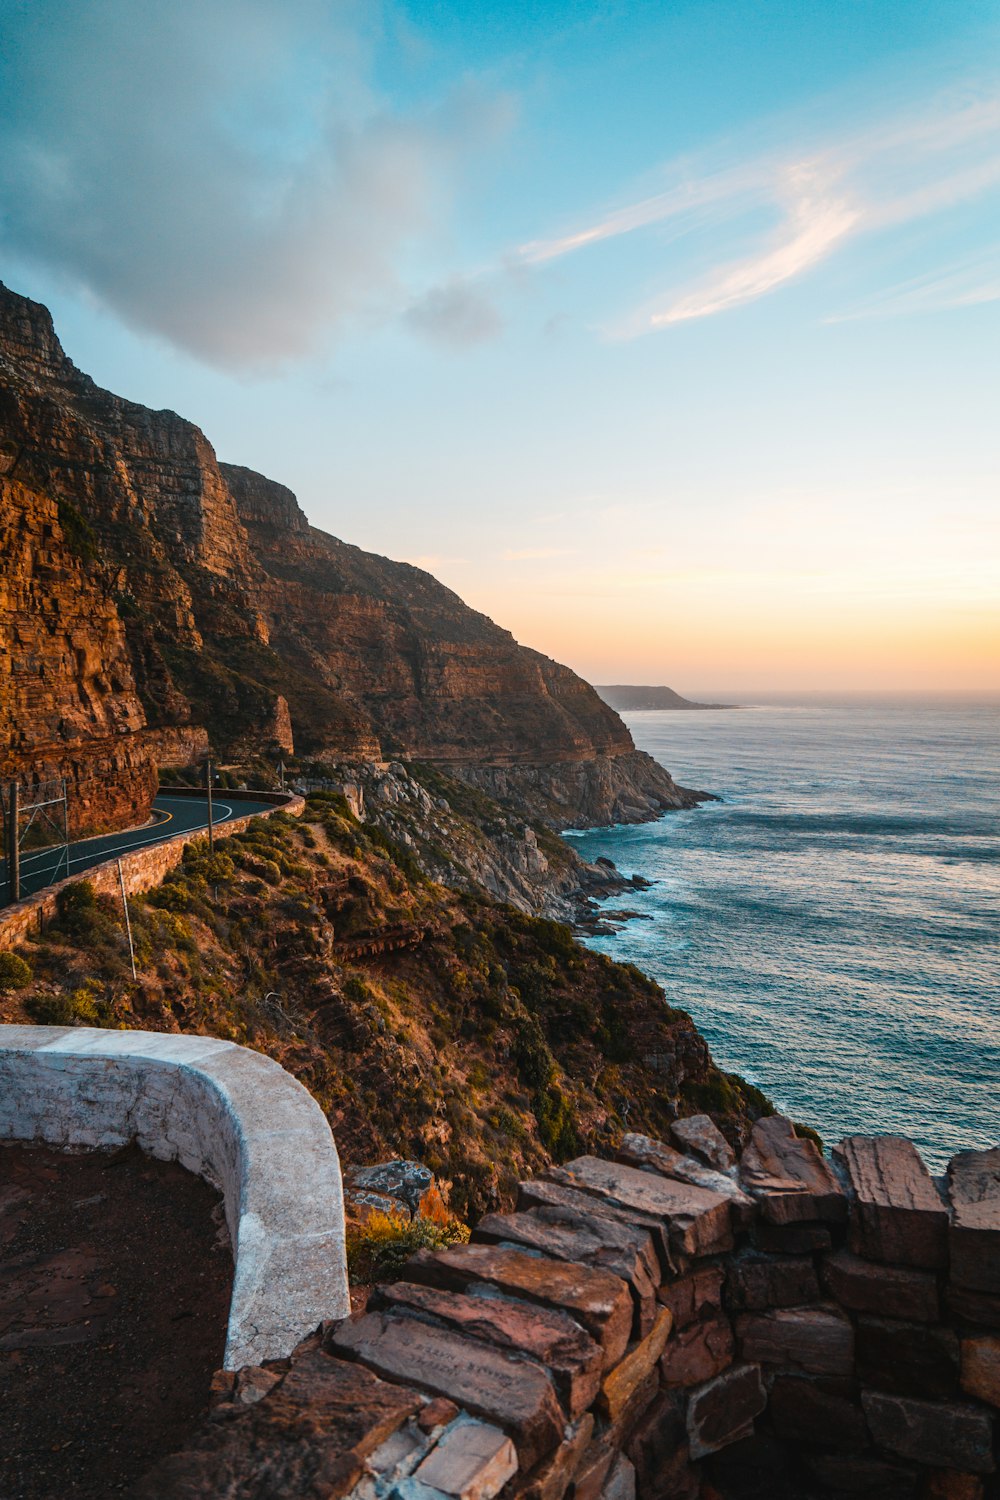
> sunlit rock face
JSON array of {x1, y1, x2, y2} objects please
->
[{"x1": 0, "y1": 281, "x2": 697, "y2": 828}]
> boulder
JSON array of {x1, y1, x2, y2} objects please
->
[
  {"x1": 740, "y1": 1117, "x2": 846, "y2": 1225},
  {"x1": 947, "y1": 1149, "x2": 1000, "y2": 1295},
  {"x1": 835, "y1": 1135, "x2": 948, "y2": 1270},
  {"x1": 349, "y1": 1160, "x2": 435, "y2": 1217},
  {"x1": 861, "y1": 1392, "x2": 995, "y2": 1474}
]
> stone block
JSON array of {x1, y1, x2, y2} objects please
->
[
  {"x1": 134, "y1": 1348, "x2": 421, "y2": 1499},
  {"x1": 923, "y1": 1473, "x2": 985, "y2": 1500},
  {"x1": 737, "y1": 1306, "x2": 854, "y2": 1376},
  {"x1": 600, "y1": 1454, "x2": 635, "y2": 1500},
  {"x1": 517, "y1": 1177, "x2": 675, "y2": 1272},
  {"x1": 751, "y1": 1220, "x2": 832, "y2": 1255},
  {"x1": 657, "y1": 1265, "x2": 725, "y2": 1329},
  {"x1": 473, "y1": 1208, "x2": 658, "y2": 1336},
  {"x1": 403, "y1": 1243, "x2": 633, "y2": 1367},
  {"x1": 660, "y1": 1315, "x2": 734, "y2": 1387},
  {"x1": 686, "y1": 1363, "x2": 766, "y2": 1460},
  {"x1": 948, "y1": 1149, "x2": 1000, "y2": 1295},
  {"x1": 960, "y1": 1336, "x2": 1000, "y2": 1408},
  {"x1": 379, "y1": 1281, "x2": 603, "y2": 1419},
  {"x1": 624, "y1": 1393, "x2": 699, "y2": 1500},
  {"x1": 543, "y1": 1156, "x2": 733, "y2": 1259},
  {"x1": 412, "y1": 1418, "x2": 517, "y2": 1500},
  {"x1": 614, "y1": 1133, "x2": 752, "y2": 1221},
  {"x1": 726, "y1": 1251, "x2": 820, "y2": 1311},
  {"x1": 598, "y1": 1306, "x2": 673, "y2": 1421},
  {"x1": 835, "y1": 1135, "x2": 948, "y2": 1270},
  {"x1": 419, "y1": 1399, "x2": 462, "y2": 1433},
  {"x1": 507, "y1": 1416, "x2": 593, "y2": 1500},
  {"x1": 823, "y1": 1248, "x2": 940, "y2": 1322},
  {"x1": 670, "y1": 1116, "x2": 737, "y2": 1172},
  {"x1": 330, "y1": 1310, "x2": 564, "y2": 1469},
  {"x1": 573, "y1": 1440, "x2": 617, "y2": 1500},
  {"x1": 740, "y1": 1116, "x2": 846, "y2": 1225},
  {"x1": 802, "y1": 1451, "x2": 920, "y2": 1498},
  {"x1": 948, "y1": 1285, "x2": 1000, "y2": 1332},
  {"x1": 856, "y1": 1317, "x2": 960, "y2": 1399},
  {"x1": 861, "y1": 1392, "x2": 995, "y2": 1474},
  {"x1": 769, "y1": 1374, "x2": 869, "y2": 1449}
]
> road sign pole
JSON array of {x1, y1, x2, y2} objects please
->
[
  {"x1": 8, "y1": 783, "x2": 19, "y2": 904},
  {"x1": 117, "y1": 859, "x2": 137, "y2": 981},
  {"x1": 205, "y1": 759, "x2": 214, "y2": 856}
]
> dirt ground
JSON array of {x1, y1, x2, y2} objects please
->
[{"x1": 0, "y1": 1141, "x2": 232, "y2": 1499}]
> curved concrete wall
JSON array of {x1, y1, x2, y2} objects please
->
[{"x1": 0, "y1": 1024, "x2": 349, "y2": 1369}]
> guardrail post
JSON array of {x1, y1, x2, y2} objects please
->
[{"x1": 8, "y1": 783, "x2": 20, "y2": 903}]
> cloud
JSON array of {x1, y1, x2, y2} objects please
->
[
  {"x1": 515, "y1": 86, "x2": 1000, "y2": 332},
  {"x1": 0, "y1": 0, "x2": 500, "y2": 368},
  {"x1": 827, "y1": 245, "x2": 1000, "y2": 321},
  {"x1": 405, "y1": 275, "x2": 504, "y2": 348}
]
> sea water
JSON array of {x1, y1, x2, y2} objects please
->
[{"x1": 567, "y1": 701, "x2": 1000, "y2": 1168}]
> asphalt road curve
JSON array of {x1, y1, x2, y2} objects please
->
[{"x1": 2, "y1": 793, "x2": 278, "y2": 906}]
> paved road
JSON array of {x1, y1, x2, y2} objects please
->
[{"x1": 2, "y1": 793, "x2": 278, "y2": 905}]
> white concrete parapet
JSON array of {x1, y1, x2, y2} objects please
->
[{"x1": 0, "y1": 1024, "x2": 350, "y2": 1369}]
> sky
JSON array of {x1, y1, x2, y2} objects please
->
[{"x1": 1, "y1": 0, "x2": 998, "y2": 694}]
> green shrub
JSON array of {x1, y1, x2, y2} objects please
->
[
  {"x1": 0, "y1": 952, "x2": 32, "y2": 989},
  {"x1": 24, "y1": 980, "x2": 112, "y2": 1027},
  {"x1": 52, "y1": 880, "x2": 110, "y2": 943}
]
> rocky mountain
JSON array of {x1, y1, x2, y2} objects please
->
[
  {"x1": 596, "y1": 684, "x2": 732, "y2": 710},
  {"x1": 0, "y1": 281, "x2": 701, "y2": 836}
]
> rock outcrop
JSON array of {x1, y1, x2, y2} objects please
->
[{"x1": 0, "y1": 281, "x2": 701, "y2": 833}]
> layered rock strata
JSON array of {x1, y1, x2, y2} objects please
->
[
  {"x1": 0, "y1": 280, "x2": 701, "y2": 834},
  {"x1": 142, "y1": 1119, "x2": 1000, "y2": 1499}
]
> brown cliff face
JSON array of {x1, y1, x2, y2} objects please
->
[{"x1": 0, "y1": 282, "x2": 699, "y2": 829}]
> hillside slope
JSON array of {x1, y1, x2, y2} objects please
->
[{"x1": 0, "y1": 281, "x2": 698, "y2": 833}]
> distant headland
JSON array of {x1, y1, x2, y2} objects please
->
[{"x1": 596, "y1": 684, "x2": 736, "y2": 710}]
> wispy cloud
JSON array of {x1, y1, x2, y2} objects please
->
[
  {"x1": 828, "y1": 245, "x2": 1000, "y2": 321},
  {"x1": 516, "y1": 87, "x2": 1000, "y2": 332}
]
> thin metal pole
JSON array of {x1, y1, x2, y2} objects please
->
[
  {"x1": 9, "y1": 783, "x2": 20, "y2": 903},
  {"x1": 279, "y1": 758, "x2": 285, "y2": 793},
  {"x1": 117, "y1": 859, "x2": 137, "y2": 980},
  {"x1": 205, "y1": 758, "x2": 214, "y2": 856}
]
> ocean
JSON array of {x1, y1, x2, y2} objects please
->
[{"x1": 567, "y1": 700, "x2": 1000, "y2": 1169}]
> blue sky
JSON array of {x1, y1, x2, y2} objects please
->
[{"x1": 2, "y1": 0, "x2": 998, "y2": 690}]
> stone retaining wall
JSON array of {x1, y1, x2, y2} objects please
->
[
  {"x1": 143, "y1": 1115, "x2": 999, "y2": 1500},
  {"x1": 0, "y1": 1024, "x2": 350, "y2": 1370},
  {"x1": 0, "y1": 790, "x2": 305, "y2": 952}
]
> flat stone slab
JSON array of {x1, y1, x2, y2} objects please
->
[
  {"x1": 835, "y1": 1134, "x2": 948, "y2": 1269},
  {"x1": 613, "y1": 1134, "x2": 752, "y2": 1221},
  {"x1": 669, "y1": 1116, "x2": 736, "y2": 1172},
  {"x1": 856, "y1": 1316, "x2": 960, "y2": 1400},
  {"x1": 473, "y1": 1209, "x2": 658, "y2": 1335},
  {"x1": 769, "y1": 1376, "x2": 868, "y2": 1449},
  {"x1": 686, "y1": 1363, "x2": 766, "y2": 1459},
  {"x1": 0, "y1": 1025, "x2": 349, "y2": 1368},
  {"x1": 542, "y1": 1156, "x2": 733, "y2": 1259},
  {"x1": 861, "y1": 1392, "x2": 995, "y2": 1474},
  {"x1": 823, "y1": 1248, "x2": 940, "y2": 1322},
  {"x1": 379, "y1": 1281, "x2": 602, "y2": 1419},
  {"x1": 330, "y1": 1309, "x2": 564, "y2": 1468},
  {"x1": 736, "y1": 1306, "x2": 854, "y2": 1376},
  {"x1": 413, "y1": 1418, "x2": 518, "y2": 1500},
  {"x1": 660, "y1": 1316, "x2": 734, "y2": 1389},
  {"x1": 135, "y1": 1348, "x2": 421, "y2": 1499},
  {"x1": 517, "y1": 1178, "x2": 677, "y2": 1271},
  {"x1": 657, "y1": 1266, "x2": 725, "y2": 1330},
  {"x1": 598, "y1": 1307, "x2": 673, "y2": 1422},
  {"x1": 740, "y1": 1117, "x2": 846, "y2": 1225},
  {"x1": 948, "y1": 1149, "x2": 1000, "y2": 1294},
  {"x1": 726, "y1": 1251, "x2": 820, "y2": 1311},
  {"x1": 402, "y1": 1243, "x2": 633, "y2": 1367}
]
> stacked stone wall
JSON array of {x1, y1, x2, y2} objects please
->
[{"x1": 142, "y1": 1114, "x2": 1000, "y2": 1500}]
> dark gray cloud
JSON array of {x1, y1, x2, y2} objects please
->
[
  {"x1": 404, "y1": 275, "x2": 504, "y2": 348},
  {"x1": 0, "y1": 0, "x2": 495, "y2": 367}
]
